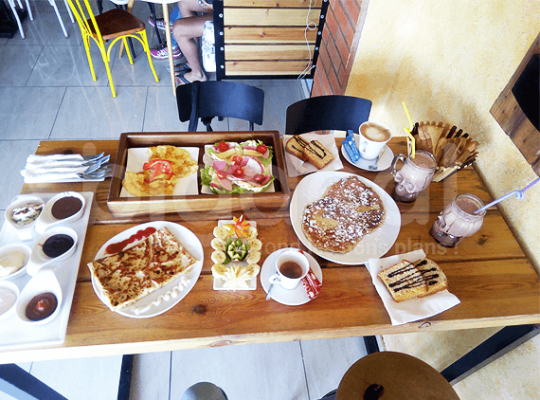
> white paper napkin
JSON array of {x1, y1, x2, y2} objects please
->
[
  {"x1": 366, "y1": 250, "x2": 460, "y2": 326},
  {"x1": 21, "y1": 154, "x2": 106, "y2": 183},
  {"x1": 283, "y1": 134, "x2": 343, "y2": 177}
]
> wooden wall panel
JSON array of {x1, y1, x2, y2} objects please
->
[
  {"x1": 491, "y1": 33, "x2": 540, "y2": 176},
  {"x1": 224, "y1": 27, "x2": 318, "y2": 44},
  {"x1": 224, "y1": 8, "x2": 321, "y2": 26},
  {"x1": 225, "y1": 45, "x2": 315, "y2": 60},
  {"x1": 225, "y1": 61, "x2": 312, "y2": 75},
  {"x1": 224, "y1": 0, "x2": 323, "y2": 8}
]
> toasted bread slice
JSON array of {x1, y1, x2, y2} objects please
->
[
  {"x1": 303, "y1": 140, "x2": 334, "y2": 169},
  {"x1": 286, "y1": 136, "x2": 309, "y2": 161},
  {"x1": 378, "y1": 260, "x2": 428, "y2": 302},
  {"x1": 413, "y1": 258, "x2": 448, "y2": 298},
  {"x1": 378, "y1": 258, "x2": 447, "y2": 302}
]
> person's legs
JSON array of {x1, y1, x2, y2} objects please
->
[
  {"x1": 149, "y1": 3, "x2": 182, "y2": 59},
  {"x1": 180, "y1": 382, "x2": 228, "y2": 400},
  {"x1": 172, "y1": 0, "x2": 212, "y2": 84}
]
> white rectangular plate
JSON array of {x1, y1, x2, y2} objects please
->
[{"x1": 0, "y1": 192, "x2": 93, "y2": 350}]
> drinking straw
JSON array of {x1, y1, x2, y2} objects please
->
[
  {"x1": 474, "y1": 176, "x2": 540, "y2": 214},
  {"x1": 401, "y1": 101, "x2": 416, "y2": 158}
]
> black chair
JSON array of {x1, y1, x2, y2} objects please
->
[
  {"x1": 285, "y1": 95, "x2": 372, "y2": 135},
  {"x1": 176, "y1": 81, "x2": 265, "y2": 132}
]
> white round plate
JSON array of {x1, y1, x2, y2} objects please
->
[
  {"x1": 92, "y1": 221, "x2": 203, "y2": 319},
  {"x1": 260, "y1": 248, "x2": 322, "y2": 306},
  {"x1": 341, "y1": 135, "x2": 394, "y2": 171},
  {"x1": 290, "y1": 171, "x2": 401, "y2": 265}
]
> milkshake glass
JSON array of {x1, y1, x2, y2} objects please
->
[
  {"x1": 430, "y1": 193, "x2": 486, "y2": 247},
  {"x1": 390, "y1": 150, "x2": 437, "y2": 202}
]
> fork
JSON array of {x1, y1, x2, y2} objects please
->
[{"x1": 78, "y1": 164, "x2": 114, "y2": 180}]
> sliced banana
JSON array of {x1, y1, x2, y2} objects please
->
[
  {"x1": 248, "y1": 238, "x2": 262, "y2": 251},
  {"x1": 211, "y1": 263, "x2": 228, "y2": 277},
  {"x1": 211, "y1": 237, "x2": 225, "y2": 251},
  {"x1": 213, "y1": 226, "x2": 229, "y2": 241},
  {"x1": 211, "y1": 250, "x2": 227, "y2": 264},
  {"x1": 247, "y1": 226, "x2": 258, "y2": 239},
  {"x1": 245, "y1": 250, "x2": 261, "y2": 265},
  {"x1": 246, "y1": 264, "x2": 260, "y2": 277}
]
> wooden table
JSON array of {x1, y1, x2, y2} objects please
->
[{"x1": 3, "y1": 134, "x2": 539, "y2": 365}]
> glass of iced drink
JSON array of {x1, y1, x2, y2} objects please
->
[
  {"x1": 430, "y1": 193, "x2": 486, "y2": 247},
  {"x1": 390, "y1": 150, "x2": 437, "y2": 202}
]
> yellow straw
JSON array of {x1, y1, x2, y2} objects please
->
[{"x1": 402, "y1": 101, "x2": 416, "y2": 158}]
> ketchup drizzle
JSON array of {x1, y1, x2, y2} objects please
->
[{"x1": 105, "y1": 227, "x2": 156, "y2": 254}]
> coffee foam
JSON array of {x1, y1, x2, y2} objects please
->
[{"x1": 360, "y1": 123, "x2": 391, "y2": 142}]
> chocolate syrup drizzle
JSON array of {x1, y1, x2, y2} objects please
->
[{"x1": 386, "y1": 260, "x2": 440, "y2": 292}]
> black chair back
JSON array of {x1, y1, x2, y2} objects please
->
[
  {"x1": 285, "y1": 95, "x2": 372, "y2": 135},
  {"x1": 176, "y1": 81, "x2": 265, "y2": 131}
]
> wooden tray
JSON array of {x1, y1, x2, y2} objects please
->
[{"x1": 107, "y1": 132, "x2": 291, "y2": 218}]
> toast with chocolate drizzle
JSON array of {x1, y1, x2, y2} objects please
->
[{"x1": 378, "y1": 258, "x2": 448, "y2": 302}]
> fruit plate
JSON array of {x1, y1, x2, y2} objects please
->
[{"x1": 212, "y1": 220, "x2": 259, "y2": 291}]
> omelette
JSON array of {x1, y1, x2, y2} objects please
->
[{"x1": 122, "y1": 146, "x2": 198, "y2": 197}]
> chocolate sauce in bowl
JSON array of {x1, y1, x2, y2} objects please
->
[
  {"x1": 25, "y1": 292, "x2": 58, "y2": 321},
  {"x1": 42, "y1": 234, "x2": 74, "y2": 258},
  {"x1": 51, "y1": 196, "x2": 83, "y2": 220}
]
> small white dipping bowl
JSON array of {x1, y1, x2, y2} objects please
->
[
  {"x1": 0, "y1": 281, "x2": 20, "y2": 321},
  {"x1": 26, "y1": 227, "x2": 78, "y2": 276},
  {"x1": 5, "y1": 195, "x2": 45, "y2": 241},
  {"x1": 16, "y1": 268, "x2": 62, "y2": 325},
  {"x1": 35, "y1": 191, "x2": 86, "y2": 234},
  {"x1": 0, "y1": 243, "x2": 31, "y2": 280}
]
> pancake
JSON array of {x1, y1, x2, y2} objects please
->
[
  {"x1": 301, "y1": 177, "x2": 386, "y2": 253},
  {"x1": 323, "y1": 176, "x2": 385, "y2": 231}
]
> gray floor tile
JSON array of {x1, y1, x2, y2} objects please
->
[
  {"x1": 30, "y1": 355, "x2": 122, "y2": 400},
  {"x1": 26, "y1": 44, "x2": 114, "y2": 87},
  {"x1": 170, "y1": 342, "x2": 309, "y2": 400},
  {"x1": 301, "y1": 337, "x2": 368, "y2": 400},
  {"x1": 129, "y1": 352, "x2": 171, "y2": 400},
  {"x1": 0, "y1": 45, "x2": 42, "y2": 87},
  {"x1": 0, "y1": 87, "x2": 65, "y2": 139},
  {"x1": 143, "y1": 86, "x2": 186, "y2": 132},
  {"x1": 6, "y1": 9, "x2": 81, "y2": 46},
  {"x1": 0, "y1": 140, "x2": 40, "y2": 208},
  {"x1": 51, "y1": 86, "x2": 148, "y2": 139}
]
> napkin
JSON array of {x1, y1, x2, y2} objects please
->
[
  {"x1": 21, "y1": 155, "x2": 105, "y2": 183},
  {"x1": 283, "y1": 133, "x2": 343, "y2": 177},
  {"x1": 366, "y1": 250, "x2": 460, "y2": 326}
]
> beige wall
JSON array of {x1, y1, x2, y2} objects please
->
[{"x1": 347, "y1": 0, "x2": 540, "y2": 269}]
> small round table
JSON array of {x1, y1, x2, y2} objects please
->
[{"x1": 337, "y1": 352, "x2": 460, "y2": 400}]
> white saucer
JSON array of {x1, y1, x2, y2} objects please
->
[
  {"x1": 341, "y1": 135, "x2": 394, "y2": 171},
  {"x1": 260, "y1": 248, "x2": 322, "y2": 306}
]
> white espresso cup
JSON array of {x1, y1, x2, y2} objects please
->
[
  {"x1": 358, "y1": 122, "x2": 392, "y2": 160},
  {"x1": 269, "y1": 250, "x2": 309, "y2": 290}
]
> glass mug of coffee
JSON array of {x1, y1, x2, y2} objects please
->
[
  {"x1": 390, "y1": 150, "x2": 437, "y2": 202},
  {"x1": 430, "y1": 193, "x2": 486, "y2": 247},
  {"x1": 269, "y1": 251, "x2": 309, "y2": 290},
  {"x1": 358, "y1": 122, "x2": 392, "y2": 160}
]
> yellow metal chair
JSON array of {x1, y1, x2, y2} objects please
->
[{"x1": 67, "y1": 0, "x2": 158, "y2": 97}]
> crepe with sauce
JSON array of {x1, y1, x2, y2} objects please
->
[
  {"x1": 122, "y1": 145, "x2": 198, "y2": 197},
  {"x1": 88, "y1": 227, "x2": 198, "y2": 311}
]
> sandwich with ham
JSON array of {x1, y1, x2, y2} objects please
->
[{"x1": 201, "y1": 140, "x2": 275, "y2": 193}]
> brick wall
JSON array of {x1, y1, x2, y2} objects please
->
[{"x1": 312, "y1": 0, "x2": 365, "y2": 97}]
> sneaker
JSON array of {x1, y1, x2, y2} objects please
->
[
  {"x1": 150, "y1": 44, "x2": 182, "y2": 60},
  {"x1": 147, "y1": 16, "x2": 172, "y2": 31}
]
